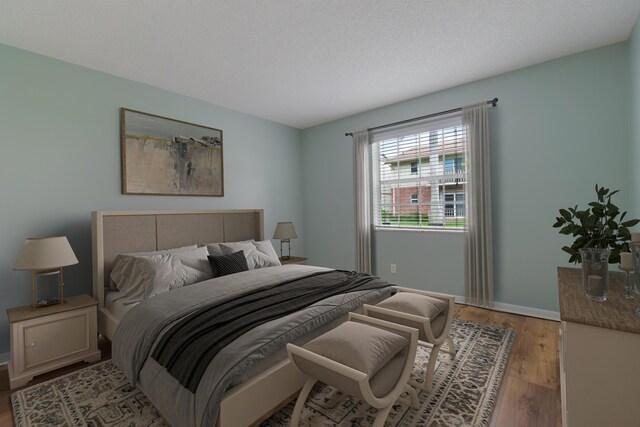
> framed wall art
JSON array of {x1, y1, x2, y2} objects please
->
[{"x1": 120, "y1": 108, "x2": 224, "y2": 196}]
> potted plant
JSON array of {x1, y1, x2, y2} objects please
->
[{"x1": 553, "y1": 185, "x2": 639, "y2": 301}]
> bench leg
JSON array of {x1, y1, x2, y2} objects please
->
[
  {"x1": 410, "y1": 343, "x2": 441, "y2": 393},
  {"x1": 397, "y1": 384, "x2": 419, "y2": 409},
  {"x1": 445, "y1": 336, "x2": 456, "y2": 359},
  {"x1": 372, "y1": 405, "x2": 393, "y2": 427},
  {"x1": 290, "y1": 378, "x2": 316, "y2": 427}
]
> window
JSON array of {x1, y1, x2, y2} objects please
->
[
  {"x1": 372, "y1": 116, "x2": 467, "y2": 230},
  {"x1": 444, "y1": 157, "x2": 463, "y2": 174},
  {"x1": 444, "y1": 192, "x2": 464, "y2": 217}
]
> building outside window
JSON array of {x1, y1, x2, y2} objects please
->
[{"x1": 372, "y1": 116, "x2": 467, "y2": 230}]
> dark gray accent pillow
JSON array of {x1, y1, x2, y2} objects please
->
[{"x1": 207, "y1": 250, "x2": 249, "y2": 278}]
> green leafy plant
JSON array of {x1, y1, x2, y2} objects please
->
[{"x1": 553, "y1": 185, "x2": 639, "y2": 264}]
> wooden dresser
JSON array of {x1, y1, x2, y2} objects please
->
[{"x1": 558, "y1": 267, "x2": 640, "y2": 427}]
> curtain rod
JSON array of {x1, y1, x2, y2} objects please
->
[{"x1": 344, "y1": 98, "x2": 498, "y2": 137}]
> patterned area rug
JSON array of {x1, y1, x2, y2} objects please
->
[
  {"x1": 11, "y1": 361, "x2": 168, "y2": 427},
  {"x1": 261, "y1": 319, "x2": 515, "y2": 427},
  {"x1": 12, "y1": 320, "x2": 514, "y2": 427}
]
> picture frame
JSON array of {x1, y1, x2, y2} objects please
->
[{"x1": 120, "y1": 108, "x2": 224, "y2": 196}]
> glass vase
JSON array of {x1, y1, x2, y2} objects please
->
[{"x1": 580, "y1": 248, "x2": 610, "y2": 302}]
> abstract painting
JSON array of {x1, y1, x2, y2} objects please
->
[{"x1": 121, "y1": 108, "x2": 223, "y2": 196}]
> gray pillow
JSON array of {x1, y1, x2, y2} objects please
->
[
  {"x1": 109, "y1": 245, "x2": 198, "y2": 291},
  {"x1": 304, "y1": 321, "x2": 408, "y2": 378},
  {"x1": 377, "y1": 292, "x2": 448, "y2": 320},
  {"x1": 253, "y1": 240, "x2": 281, "y2": 266},
  {"x1": 110, "y1": 246, "x2": 211, "y2": 302},
  {"x1": 205, "y1": 239, "x2": 255, "y2": 257},
  {"x1": 219, "y1": 240, "x2": 280, "y2": 269}
]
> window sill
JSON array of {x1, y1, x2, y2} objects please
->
[{"x1": 374, "y1": 226, "x2": 465, "y2": 234}]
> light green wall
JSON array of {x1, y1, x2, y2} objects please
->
[
  {"x1": 1, "y1": 34, "x2": 636, "y2": 361},
  {"x1": 630, "y1": 15, "x2": 640, "y2": 215},
  {"x1": 0, "y1": 43, "x2": 303, "y2": 358},
  {"x1": 302, "y1": 43, "x2": 631, "y2": 312}
]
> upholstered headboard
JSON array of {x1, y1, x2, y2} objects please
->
[{"x1": 91, "y1": 210, "x2": 264, "y2": 308}]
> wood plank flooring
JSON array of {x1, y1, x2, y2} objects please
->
[
  {"x1": 0, "y1": 305, "x2": 560, "y2": 427},
  {"x1": 454, "y1": 305, "x2": 561, "y2": 427}
]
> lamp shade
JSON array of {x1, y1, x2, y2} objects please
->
[
  {"x1": 14, "y1": 236, "x2": 79, "y2": 271},
  {"x1": 273, "y1": 222, "x2": 297, "y2": 240}
]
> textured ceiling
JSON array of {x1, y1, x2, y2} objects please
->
[{"x1": 0, "y1": 1, "x2": 639, "y2": 129}]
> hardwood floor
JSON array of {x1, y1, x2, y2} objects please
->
[
  {"x1": 454, "y1": 305, "x2": 561, "y2": 427},
  {"x1": 0, "y1": 306, "x2": 560, "y2": 427}
]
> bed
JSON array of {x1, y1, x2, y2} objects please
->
[{"x1": 91, "y1": 210, "x2": 394, "y2": 427}]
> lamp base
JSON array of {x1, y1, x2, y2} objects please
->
[
  {"x1": 36, "y1": 298, "x2": 63, "y2": 308},
  {"x1": 279, "y1": 239, "x2": 292, "y2": 260},
  {"x1": 32, "y1": 269, "x2": 64, "y2": 309}
]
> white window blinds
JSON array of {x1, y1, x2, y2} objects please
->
[{"x1": 371, "y1": 115, "x2": 467, "y2": 230}]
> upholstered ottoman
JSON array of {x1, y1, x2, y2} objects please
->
[
  {"x1": 287, "y1": 313, "x2": 419, "y2": 427},
  {"x1": 364, "y1": 288, "x2": 456, "y2": 392}
]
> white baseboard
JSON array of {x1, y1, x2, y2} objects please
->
[{"x1": 453, "y1": 295, "x2": 560, "y2": 321}]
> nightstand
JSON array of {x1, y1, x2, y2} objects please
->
[
  {"x1": 280, "y1": 256, "x2": 308, "y2": 265},
  {"x1": 7, "y1": 294, "x2": 100, "y2": 389}
]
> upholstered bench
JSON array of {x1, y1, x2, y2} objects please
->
[
  {"x1": 287, "y1": 313, "x2": 419, "y2": 427},
  {"x1": 364, "y1": 287, "x2": 456, "y2": 392}
]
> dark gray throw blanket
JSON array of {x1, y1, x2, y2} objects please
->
[{"x1": 151, "y1": 270, "x2": 389, "y2": 392}]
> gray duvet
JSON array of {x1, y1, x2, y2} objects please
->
[{"x1": 112, "y1": 265, "x2": 394, "y2": 427}]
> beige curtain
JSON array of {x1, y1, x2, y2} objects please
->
[
  {"x1": 463, "y1": 103, "x2": 493, "y2": 307},
  {"x1": 353, "y1": 130, "x2": 372, "y2": 273}
]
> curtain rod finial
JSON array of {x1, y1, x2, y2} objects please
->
[
  {"x1": 345, "y1": 132, "x2": 353, "y2": 137},
  {"x1": 491, "y1": 98, "x2": 498, "y2": 107}
]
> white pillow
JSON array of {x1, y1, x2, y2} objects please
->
[
  {"x1": 138, "y1": 250, "x2": 211, "y2": 299},
  {"x1": 171, "y1": 246, "x2": 211, "y2": 278},
  {"x1": 205, "y1": 239, "x2": 255, "y2": 257},
  {"x1": 110, "y1": 246, "x2": 211, "y2": 302},
  {"x1": 219, "y1": 240, "x2": 280, "y2": 269},
  {"x1": 253, "y1": 240, "x2": 281, "y2": 266},
  {"x1": 109, "y1": 245, "x2": 198, "y2": 291}
]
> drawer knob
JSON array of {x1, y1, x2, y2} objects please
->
[{"x1": 29, "y1": 342, "x2": 35, "y2": 347}]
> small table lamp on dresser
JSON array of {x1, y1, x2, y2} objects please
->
[
  {"x1": 273, "y1": 221, "x2": 297, "y2": 260},
  {"x1": 14, "y1": 236, "x2": 78, "y2": 308}
]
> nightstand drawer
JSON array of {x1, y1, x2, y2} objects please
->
[{"x1": 24, "y1": 311, "x2": 90, "y2": 368}]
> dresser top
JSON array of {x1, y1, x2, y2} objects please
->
[
  {"x1": 7, "y1": 294, "x2": 97, "y2": 323},
  {"x1": 558, "y1": 267, "x2": 640, "y2": 334}
]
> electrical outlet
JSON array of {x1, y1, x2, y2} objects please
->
[{"x1": 390, "y1": 264, "x2": 396, "y2": 273}]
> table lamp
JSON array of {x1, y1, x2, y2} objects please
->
[
  {"x1": 273, "y1": 222, "x2": 297, "y2": 260},
  {"x1": 14, "y1": 236, "x2": 79, "y2": 308}
]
